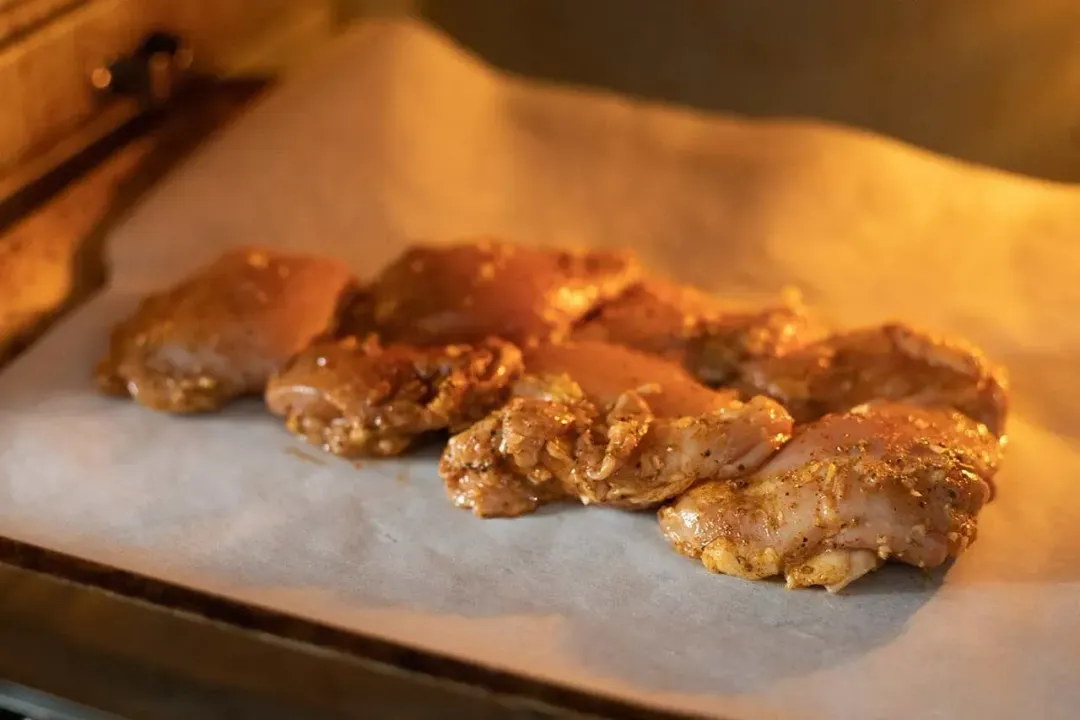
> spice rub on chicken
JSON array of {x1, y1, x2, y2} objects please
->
[
  {"x1": 738, "y1": 323, "x2": 1009, "y2": 434},
  {"x1": 266, "y1": 336, "x2": 523, "y2": 457},
  {"x1": 369, "y1": 240, "x2": 641, "y2": 345},
  {"x1": 573, "y1": 277, "x2": 817, "y2": 385},
  {"x1": 96, "y1": 247, "x2": 356, "y2": 412},
  {"x1": 439, "y1": 341, "x2": 794, "y2": 517},
  {"x1": 659, "y1": 402, "x2": 1002, "y2": 592}
]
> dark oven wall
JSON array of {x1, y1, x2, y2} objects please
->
[{"x1": 415, "y1": 0, "x2": 1080, "y2": 183}]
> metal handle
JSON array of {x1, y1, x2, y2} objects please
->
[{"x1": 90, "y1": 31, "x2": 193, "y2": 107}]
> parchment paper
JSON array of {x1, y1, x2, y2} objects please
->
[{"x1": 2, "y1": 21, "x2": 1080, "y2": 719}]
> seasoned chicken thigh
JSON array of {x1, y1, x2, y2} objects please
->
[
  {"x1": 440, "y1": 341, "x2": 794, "y2": 517},
  {"x1": 96, "y1": 247, "x2": 356, "y2": 412},
  {"x1": 659, "y1": 403, "x2": 1002, "y2": 592},
  {"x1": 573, "y1": 278, "x2": 817, "y2": 384},
  {"x1": 266, "y1": 336, "x2": 523, "y2": 457},
  {"x1": 739, "y1": 323, "x2": 1009, "y2": 434},
  {"x1": 334, "y1": 286, "x2": 377, "y2": 337},
  {"x1": 370, "y1": 240, "x2": 640, "y2": 345}
]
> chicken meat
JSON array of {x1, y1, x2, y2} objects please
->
[
  {"x1": 266, "y1": 335, "x2": 523, "y2": 457},
  {"x1": 369, "y1": 240, "x2": 641, "y2": 345},
  {"x1": 659, "y1": 402, "x2": 1002, "y2": 592},
  {"x1": 440, "y1": 341, "x2": 794, "y2": 517},
  {"x1": 96, "y1": 247, "x2": 356, "y2": 412},
  {"x1": 573, "y1": 278, "x2": 816, "y2": 384},
  {"x1": 738, "y1": 323, "x2": 1009, "y2": 434}
]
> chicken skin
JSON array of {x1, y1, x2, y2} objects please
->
[
  {"x1": 573, "y1": 278, "x2": 816, "y2": 384},
  {"x1": 659, "y1": 403, "x2": 1002, "y2": 592},
  {"x1": 439, "y1": 341, "x2": 794, "y2": 517},
  {"x1": 266, "y1": 336, "x2": 523, "y2": 457},
  {"x1": 96, "y1": 247, "x2": 356, "y2": 412},
  {"x1": 334, "y1": 286, "x2": 377, "y2": 337},
  {"x1": 738, "y1": 323, "x2": 1009, "y2": 434},
  {"x1": 369, "y1": 240, "x2": 641, "y2": 345}
]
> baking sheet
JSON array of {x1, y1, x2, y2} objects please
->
[{"x1": 3, "y1": 20, "x2": 1080, "y2": 719}]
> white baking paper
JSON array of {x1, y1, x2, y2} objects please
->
[{"x1": 1, "y1": 20, "x2": 1079, "y2": 719}]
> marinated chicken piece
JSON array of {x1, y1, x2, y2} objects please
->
[
  {"x1": 440, "y1": 341, "x2": 794, "y2": 517},
  {"x1": 738, "y1": 323, "x2": 1009, "y2": 434},
  {"x1": 334, "y1": 286, "x2": 377, "y2": 337},
  {"x1": 370, "y1": 240, "x2": 641, "y2": 345},
  {"x1": 266, "y1": 336, "x2": 523, "y2": 457},
  {"x1": 96, "y1": 247, "x2": 356, "y2": 412},
  {"x1": 573, "y1": 278, "x2": 817, "y2": 384},
  {"x1": 659, "y1": 403, "x2": 1002, "y2": 592}
]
